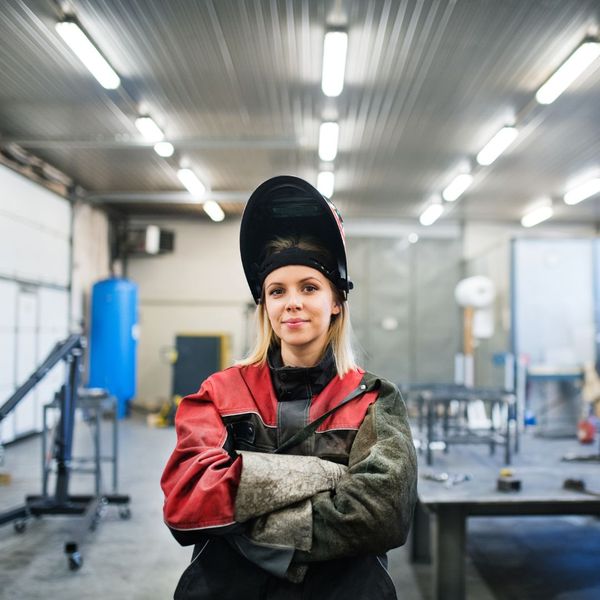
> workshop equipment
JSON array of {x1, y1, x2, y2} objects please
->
[
  {"x1": 89, "y1": 278, "x2": 138, "y2": 419},
  {"x1": 454, "y1": 276, "x2": 496, "y2": 387},
  {"x1": 0, "y1": 335, "x2": 130, "y2": 570},
  {"x1": 563, "y1": 478, "x2": 600, "y2": 498},
  {"x1": 423, "y1": 471, "x2": 472, "y2": 488},
  {"x1": 577, "y1": 418, "x2": 596, "y2": 444},
  {"x1": 405, "y1": 383, "x2": 518, "y2": 466},
  {"x1": 497, "y1": 467, "x2": 521, "y2": 492}
]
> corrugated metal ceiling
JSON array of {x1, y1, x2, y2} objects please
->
[{"x1": 0, "y1": 0, "x2": 599, "y2": 223}]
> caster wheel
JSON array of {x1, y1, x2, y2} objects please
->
[
  {"x1": 14, "y1": 520, "x2": 27, "y2": 534},
  {"x1": 118, "y1": 506, "x2": 131, "y2": 520},
  {"x1": 68, "y1": 551, "x2": 83, "y2": 571}
]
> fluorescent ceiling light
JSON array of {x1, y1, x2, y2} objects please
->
[
  {"x1": 408, "y1": 233, "x2": 419, "y2": 244},
  {"x1": 135, "y1": 117, "x2": 164, "y2": 142},
  {"x1": 177, "y1": 168, "x2": 205, "y2": 198},
  {"x1": 476, "y1": 127, "x2": 519, "y2": 166},
  {"x1": 442, "y1": 174, "x2": 473, "y2": 202},
  {"x1": 322, "y1": 31, "x2": 348, "y2": 97},
  {"x1": 521, "y1": 204, "x2": 553, "y2": 228},
  {"x1": 317, "y1": 171, "x2": 335, "y2": 198},
  {"x1": 564, "y1": 177, "x2": 600, "y2": 205},
  {"x1": 319, "y1": 122, "x2": 339, "y2": 161},
  {"x1": 154, "y1": 142, "x2": 174, "y2": 157},
  {"x1": 536, "y1": 40, "x2": 600, "y2": 105},
  {"x1": 419, "y1": 202, "x2": 444, "y2": 226},
  {"x1": 55, "y1": 20, "x2": 120, "y2": 89},
  {"x1": 203, "y1": 200, "x2": 225, "y2": 222}
]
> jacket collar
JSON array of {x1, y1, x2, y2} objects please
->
[{"x1": 268, "y1": 345, "x2": 337, "y2": 401}]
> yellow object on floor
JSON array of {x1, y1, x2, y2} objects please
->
[{"x1": 147, "y1": 396, "x2": 182, "y2": 428}]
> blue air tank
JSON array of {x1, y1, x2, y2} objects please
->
[{"x1": 89, "y1": 278, "x2": 138, "y2": 418}]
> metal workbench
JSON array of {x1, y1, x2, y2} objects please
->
[
  {"x1": 411, "y1": 435, "x2": 600, "y2": 600},
  {"x1": 403, "y1": 384, "x2": 518, "y2": 465}
]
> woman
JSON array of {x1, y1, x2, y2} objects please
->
[{"x1": 161, "y1": 176, "x2": 417, "y2": 599}]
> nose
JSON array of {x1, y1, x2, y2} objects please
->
[{"x1": 285, "y1": 291, "x2": 302, "y2": 311}]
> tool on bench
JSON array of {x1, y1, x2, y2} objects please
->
[
  {"x1": 422, "y1": 471, "x2": 472, "y2": 488},
  {"x1": 563, "y1": 478, "x2": 600, "y2": 498},
  {"x1": 497, "y1": 467, "x2": 521, "y2": 492}
]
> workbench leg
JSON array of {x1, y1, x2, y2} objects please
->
[
  {"x1": 410, "y1": 500, "x2": 431, "y2": 563},
  {"x1": 433, "y1": 506, "x2": 466, "y2": 600},
  {"x1": 505, "y1": 409, "x2": 511, "y2": 465},
  {"x1": 427, "y1": 402, "x2": 434, "y2": 466},
  {"x1": 489, "y1": 402, "x2": 496, "y2": 455}
]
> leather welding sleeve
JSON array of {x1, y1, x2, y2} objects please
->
[
  {"x1": 293, "y1": 376, "x2": 418, "y2": 563},
  {"x1": 227, "y1": 452, "x2": 346, "y2": 583},
  {"x1": 227, "y1": 452, "x2": 347, "y2": 582},
  {"x1": 160, "y1": 377, "x2": 244, "y2": 545},
  {"x1": 160, "y1": 376, "x2": 348, "y2": 547},
  {"x1": 234, "y1": 451, "x2": 347, "y2": 521}
]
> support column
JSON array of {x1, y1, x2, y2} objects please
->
[{"x1": 433, "y1": 505, "x2": 466, "y2": 600}]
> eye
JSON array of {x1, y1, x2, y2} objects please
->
[
  {"x1": 268, "y1": 287, "x2": 284, "y2": 296},
  {"x1": 303, "y1": 284, "x2": 318, "y2": 293}
]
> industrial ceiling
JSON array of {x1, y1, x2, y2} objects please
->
[{"x1": 1, "y1": 0, "x2": 599, "y2": 226}]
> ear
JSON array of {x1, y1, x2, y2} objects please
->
[{"x1": 331, "y1": 302, "x2": 341, "y2": 316}]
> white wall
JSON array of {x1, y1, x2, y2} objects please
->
[
  {"x1": 71, "y1": 201, "x2": 112, "y2": 331},
  {"x1": 0, "y1": 165, "x2": 71, "y2": 442},
  {"x1": 126, "y1": 218, "x2": 253, "y2": 409}
]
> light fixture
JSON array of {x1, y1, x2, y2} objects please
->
[
  {"x1": 476, "y1": 127, "x2": 519, "y2": 166},
  {"x1": 521, "y1": 201, "x2": 554, "y2": 228},
  {"x1": 317, "y1": 171, "x2": 335, "y2": 198},
  {"x1": 135, "y1": 117, "x2": 164, "y2": 142},
  {"x1": 55, "y1": 20, "x2": 120, "y2": 89},
  {"x1": 564, "y1": 177, "x2": 600, "y2": 205},
  {"x1": 419, "y1": 199, "x2": 444, "y2": 226},
  {"x1": 321, "y1": 31, "x2": 348, "y2": 97},
  {"x1": 203, "y1": 200, "x2": 225, "y2": 222},
  {"x1": 318, "y1": 122, "x2": 339, "y2": 161},
  {"x1": 154, "y1": 142, "x2": 174, "y2": 157},
  {"x1": 536, "y1": 39, "x2": 600, "y2": 105},
  {"x1": 177, "y1": 168, "x2": 205, "y2": 198},
  {"x1": 408, "y1": 233, "x2": 419, "y2": 244},
  {"x1": 442, "y1": 173, "x2": 473, "y2": 202}
]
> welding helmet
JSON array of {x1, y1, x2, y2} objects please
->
[{"x1": 240, "y1": 175, "x2": 353, "y2": 304}]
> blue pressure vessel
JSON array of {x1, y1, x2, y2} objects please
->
[{"x1": 88, "y1": 278, "x2": 138, "y2": 418}]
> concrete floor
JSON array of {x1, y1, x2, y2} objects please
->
[{"x1": 0, "y1": 415, "x2": 599, "y2": 599}]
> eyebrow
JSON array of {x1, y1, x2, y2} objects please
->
[{"x1": 266, "y1": 277, "x2": 321, "y2": 287}]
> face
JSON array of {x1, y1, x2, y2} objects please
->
[{"x1": 263, "y1": 265, "x2": 341, "y2": 359}]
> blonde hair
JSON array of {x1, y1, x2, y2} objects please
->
[{"x1": 237, "y1": 236, "x2": 358, "y2": 376}]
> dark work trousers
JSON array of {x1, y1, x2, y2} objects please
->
[{"x1": 174, "y1": 537, "x2": 397, "y2": 600}]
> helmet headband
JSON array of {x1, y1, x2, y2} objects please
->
[{"x1": 257, "y1": 247, "x2": 340, "y2": 298}]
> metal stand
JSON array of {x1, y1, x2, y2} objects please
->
[
  {"x1": 0, "y1": 335, "x2": 131, "y2": 570},
  {"x1": 408, "y1": 384, "x2": 518, "y2": 466},
  {"x1": 42, "y1": 389, "x2": 122, "y2": 497}
]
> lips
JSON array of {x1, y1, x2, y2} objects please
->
[{"x1": 282, "y1": 319, "x2": 308, "y2": 329}]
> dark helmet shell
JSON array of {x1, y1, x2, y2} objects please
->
[{"x1": 240, "y1": 175, "x2": 352, "y2": 304}]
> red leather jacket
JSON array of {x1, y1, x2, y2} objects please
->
[{"x1": 161, "y1": 361, "x2": 378, "y2": 539}]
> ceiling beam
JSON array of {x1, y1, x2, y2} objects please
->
[
  {"x1": 0, "y1": 137, "x2": 301, "y2": 151},
  {"x1": 84, "y1": 190, "x2": 250, "y2": 204}
]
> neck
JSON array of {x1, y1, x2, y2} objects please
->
[{"x1": 280, "y1": 340, "x2": 327, "y2": 368}]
